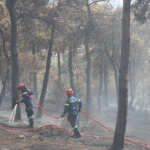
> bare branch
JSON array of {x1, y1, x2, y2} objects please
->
[
  {"x1": 17, "y1": 13, "x2": 54, "y2": 26},
  {"x1": 89, "y1": 0, "x2": 107, "y2": 6}
]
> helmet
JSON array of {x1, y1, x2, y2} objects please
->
[
  {"x1": 66, "y1": 88, "x2": 73, "y2": 94},
  {"x1": 17, "y1": 83, "x2": 25, "y2": 89}
]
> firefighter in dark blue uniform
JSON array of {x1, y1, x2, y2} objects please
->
[
  {"x1": 17, "y1": 83, "x2": 34, "y2": 128},
  {"x1": 61, "y1": 88, "x2": 82, "y2": 138}
]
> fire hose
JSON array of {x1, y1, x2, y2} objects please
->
[{"x1": 0, "y1": 94, "x2": 149, "y2": 149}]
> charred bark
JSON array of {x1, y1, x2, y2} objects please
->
[
  {"x1": 58, "y1": 52, "x2": 61, "y2": 84},
  {"x1": 0, "y1": 29, "x2": 10, "y2": 62},
  {"x1": 98, "y1": 63, "x2": 103, "y2": 114},
  {"x1": 104, "y1": 62, "x2": 108, "y2": 107},
  {"x1": 36, "y1": 26, "x2": 55, "y2": 118},
  {"x1": 111, "y1": 0, "x2": 131, "y2": 149},
  {"x1": 129, "y1": 61, "x2": 134, "y2": 110},
  {"x1": 132, "y1": 61, "x2": 136, "y2": 101},
  {"x1": 6, "y1": 0, "x2": 21, "y2": 121},
  {"x1": 69, "y1": 44, "x2": 76, "y2": 96},
  {"x1": 85, "y1": 33, "x2": 91, "y2": 114},
  {"x1": 139, "y1": 79, "x2": 145, "y2": 113},
  {"x1": 32, "y1": 43, "x2": 38, "y2": 99},
  {"x1": 0, "y1": 67, "x2": 10, "y2": 107},
  {"x1": 103, "y1": 39, "x2": 118, "y2": 104},
  {"x1": 84, "y1": 0, "x2": 92, "y2": 114},
  {"x1": 0, "y1": 80, "x2": 6, "y2": 107}
]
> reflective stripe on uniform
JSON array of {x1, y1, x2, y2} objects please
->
[
  {"x1": 78, "y1": 99, "x2": 81, "y2": 102},
  {"x1": 65, "y1": 104, "x2": 69, "y2": 106},
  {"x1": 70, "y1": 100, "x2": 77, "y2": 103},
  {"x1": 74, "y1": 125, "x2": 78, "y2": 129},
  {"x1": 28, "y1": 116, "x2": 33, "y2": 120}
]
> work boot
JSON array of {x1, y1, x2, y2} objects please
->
[
  {"x1": 30, "y1": 122, "x2": 34, "y2": 128},
  {"x1": 70, "y1": 133, "x2": 76, "y2": 138},
  {"x1": 27, "y1": 122, "x2": 34, "y2": 128},
  {"x1": 74, "y1": 131, "x2": 81, "y2": 138}
]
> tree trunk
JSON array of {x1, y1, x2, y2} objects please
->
[
  {"x1": 129, "y1": 61, "x2": 134, "y2": 110},
  {"x1": 104, "y1": 62, "x2": 108, "y2": 107},
  {"x1": 6, "y1": 72, "x2": 11, "y2": 95},
  {"x1": 36, "y1": 26, "x2": 55, "y2": 118},
  {"x1": 111, "y1": 0, "x2": 131, "y2": 149},
  {"x1": 57, "y1": 51, "x2": 61, "y2": 109},
  {"x1": 32, "y1": 43, "x2": 38, "y2": 99},
  {"x1": 0, "y1": 67, "x2": 9, "y2": 107},
  {"x1": 0, "y1": 29, "x2": 10, "y2": 99},
  {"x1": 98, "y1": 63, "x2": 103, "y2": 114},
  {"x1": 33, "y1": 73, "x2": 38, "y2": 99},
  {"x1": 102, "y1": 37, "x2": 119, "y2": 105},
  {"x1": 112, "y1": 18, "x2": 119, "y2": 103},
  {"x1": 139, "y1": 79, "x2": 144, "y2": 113},
  {"x1": 0, "y1": 29, "x2": 10, "y2": 62},
  {"x1": 114, "y1": 67, "x2": 119, "y2": 104},
  {"x1": 58, "y1": 52, "x2": 61, "y2": 84},
  {"x1": 0, "y1": 80, "x2": 6, "y2": 108},
  {"x1": 132, "y1": 60, "x2": 136, "y2": 100},
  {"x1": 6, "y1": 0, "x2": 21, "y2": 121},
  {"x1": 84, "y1": 0, "x2": 92, "y2": 114},
  {"x1": 142, "y1": 78, "x2": 144, "y2": 107},
  {"x1": 69, "y1": 44, "x2": 76, "y2": 96},
  {"x1": 85, "y1": 34, "x2": 91, "y2": 114}
]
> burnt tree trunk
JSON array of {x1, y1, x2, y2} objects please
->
[
  {"x1": 0, "y1": 28, "x2": 10, "y2": 100},
  {"x1": 139, "y1": 79, "x2": 144, "y2": 113},
  {"x1": 6, "y1": 0, "x2": 21, "y2": 121},
  {"x1": 85, "y1": 33, "x2": 91, "y2": 114},
  {"x1": 36, "y1": 26, "x2": 55, "y2": 118},
  {"x1": 0, "y1": 81, "x2": 6, "y2": 107},
  {"x1": 69, "y1": 44, "x2": 76, "y2": 96},
  {"x1": 32, "y1": 43, "x2": 38, "y2": 99},
  {"x1": 58, "y1": 51, "x2": 61, "y2": 84},
  {"x1": 0, "y1": 67, "x2": 9, "y2": 107},
  {"x1": 103, "y1": 39, "x2": 118, "y2": 105},
  {"x1": 84, "y1": 0, "x2": 92, "y2": 114},
  {"x1": 129, "y1": 61, "x2": 134, "y2": 110},
  {"x1": 104, "y1": 62, "x2": 108, "y2": 107},
  {"x1": 0, "y1": 29, "x2": 10, "y2": 62},
  {"x1": 132, "y1": 61, "x2": 136, "y2": 102},
  {"x1": 98, "y1": 63, "x2": 103, "y2": 114},
  {"x1": 57, "y1": 51, "x2": 61, "y2": 109},
  {"x1": 111, "y1": 0, "x2": 131, "y2": 149},
  {"x1": 111, "y1": 18, "x2": 119, "y2": 103}
]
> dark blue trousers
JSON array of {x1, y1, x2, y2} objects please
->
[
  {"x1": 70, "y1": 114, "x2": 79, "y2": 134},
  {"x1": 25, "y1": 105, "x2": 34, "y2": 124}
]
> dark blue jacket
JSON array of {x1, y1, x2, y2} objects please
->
[
  {"x1": 21, "y1": 88, "x2": 33, "y2": 107},
  {"x1": 63, "y1": 95, "x2": 82, "y2": 115}
]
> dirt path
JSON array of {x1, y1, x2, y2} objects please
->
[{"x1": 0, "y1": 100, "x2": 149, "y2": 150}]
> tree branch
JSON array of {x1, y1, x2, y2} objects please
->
[
  {"x1": 89, "y1": 0, "x2": 108, "y2": 6},
  {"x1": 17, "y1": 13, "x2": 54, "y2": 25},
  {"x1": 0, "y1": 29, "x2": 11, "y2": 62}
]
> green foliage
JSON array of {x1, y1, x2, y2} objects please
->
[{"x1": 133, "y1": 0, "x2": 150, "y2": 23}]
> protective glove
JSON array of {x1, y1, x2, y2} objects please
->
[
  {"x1": 16, "y1": 100, "x2": 21, "y2": 104},
  {"x1": 61, "y1": 113, "x2": 64, "y2": 117},
  {"x1": 22, "y1": 92, "x2": 27, "y2": 95},
  {"x1": 18, "y1": 94, "x2": 23, "y2": 98}
]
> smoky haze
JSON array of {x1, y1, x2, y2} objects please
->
[{"x1": 0, "y1": 0, "x2": 150, "y2": 149}]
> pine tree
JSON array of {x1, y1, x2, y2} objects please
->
[{"x1": 133, "y1": 0, "x2": 150, "y2": 23}]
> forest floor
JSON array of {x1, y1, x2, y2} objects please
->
[{"x1": 0, "y1": 97, "x2": 149, "y2": 150}]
